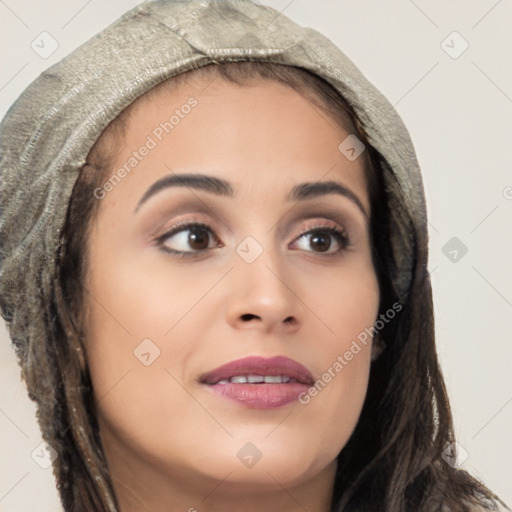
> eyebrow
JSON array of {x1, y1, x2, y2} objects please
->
[{"x1": 134, "y1": 173, "x2": 368, "y2": 218}]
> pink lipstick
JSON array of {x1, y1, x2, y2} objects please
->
[{"x1": 199, "y1": 355, "x2": 314, "y2": 409}]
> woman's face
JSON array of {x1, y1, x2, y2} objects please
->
[{"x1": 84, "y1": 75, "x2": 380, "y2": 502}]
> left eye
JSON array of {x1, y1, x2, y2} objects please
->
[
  {"x1": 291, "y1": 226, "x2": 350, "y2": 254},
  {"x1": 156, "y1": 222, "x2": 350, "y2": 256}
]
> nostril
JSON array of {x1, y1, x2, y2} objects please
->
[{"x1": 241, "y1": 313, "x2": 259, "y2": 321}]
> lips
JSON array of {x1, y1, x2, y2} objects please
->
[
  {"x1": 199, "y1": 355, "x2": 315, "y2": 386},
  {"x1": 199, "y1": 356, "x2": 315, "y2": 409}
]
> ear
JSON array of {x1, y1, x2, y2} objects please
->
[{"x1": 371, "y1": 333, "x2": 386, "y2": 361}]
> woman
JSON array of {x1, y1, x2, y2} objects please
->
[{"x1": 0, "y1": 1, "x2": 508, "y2": 511}]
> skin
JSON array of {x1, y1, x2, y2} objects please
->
[{"x1": 84, "y1": 76, "x2": 380, "y2": 512}]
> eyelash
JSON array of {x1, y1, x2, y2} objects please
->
[{"x1": 154, "y1": 220, "x2": 352, "y2": 259}]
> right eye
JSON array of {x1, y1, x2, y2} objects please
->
[{"x1": 156, "y1": 221, "x2": 223, "y2": 256}]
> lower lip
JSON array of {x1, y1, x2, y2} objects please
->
[{"x1": 203, "y1": 382, "x2": 310, "y2": 409}]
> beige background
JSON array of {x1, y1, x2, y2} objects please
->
[{"x1": 1, "y1": 1, "x2": 511, "y2": 510}]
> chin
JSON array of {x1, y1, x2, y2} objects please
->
[{"x1": 186, "y1": 435, "x2": 333, "y2": 489}]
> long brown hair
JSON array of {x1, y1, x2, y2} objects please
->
[{"x1": 52, "y1": 61, "x2": 505, "y2": 511}]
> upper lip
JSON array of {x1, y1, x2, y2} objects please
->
[{"x1": 199, "y1": 356, "x2": 315, "y2": 385}]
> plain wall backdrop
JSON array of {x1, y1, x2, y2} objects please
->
[{"x1": 1, "y1": 1, "x2": 511, "y2": 510}]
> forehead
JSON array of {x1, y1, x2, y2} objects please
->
[{"x1": 99, "y1": 76, "x2": 370, "y2": 215}]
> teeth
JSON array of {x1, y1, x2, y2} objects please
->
[
  {"x1": 215, "y1": 375, "x2": 294, "y2": 384},
  {"x1": 264, "y1": 375, "x2": 286, "y2": 383}
]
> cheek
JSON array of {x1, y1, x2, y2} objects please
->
[
  {"x1": 85, "y1": 232, "x2": 209, "y2": 344},
  {"x1": 294, "y1": 260, "x2": 379, "y2": 454},
  {"x1": 82, "y1": 250, "x2": 203, "y2": 460},
  {"x1": 82, "y1": 232, "x2": 224, "y2": 408},
  {"x1": 302, "y1": 252, "x2": 380, "y2": 349}
]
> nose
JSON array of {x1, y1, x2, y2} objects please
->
[{"x1": 225, "y1": 246, "x2": 303, "y2": 334}]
